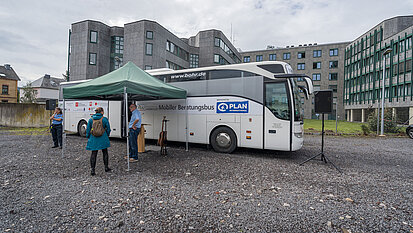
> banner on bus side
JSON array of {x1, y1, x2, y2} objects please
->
[{"x1": 216, "y1": 101, "x2": 249, "y2": 114}]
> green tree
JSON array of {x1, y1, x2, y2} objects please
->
[
  {"x1": 367, "y1": 109, "x2": 399, "y2": 133},
  {"x1": 20, "y1": 83, "x2": 38, "y2": 103}
]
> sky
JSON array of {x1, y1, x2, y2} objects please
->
[{"x1": 0, "y1": 0, "x2": 412, "y2": 85}]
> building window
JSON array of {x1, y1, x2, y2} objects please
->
[
  {"x1": 297, "y1": 63, "x2": 305, "y2": 70},
  {"x1": 329, "y1": 48, "x2": 338, "y2": 56},
  {"x1": 214, "y1": 37, "x2": 241, "y2": 63},
  {"x1": 329, "y1": 85, "x2": 337, "y2": 92},
  {"x1": 269, "y1": 54, "x2": 276, "y2": 61},
  {"x1": 329, "y1": 73, "x2": 338, "y2": 80},
  {"x1": 90, "y1": 31, "x2": 98, "y2": 43},
  {"x1": 313, "y1": 62, "x2": 321, "y2": 69},
  {"x1": 214, "y1": 54, "x2": 220, "y2": 63},
  {"x1": 145, "y1": 65, "x2": 152, "y2": 70},
  {"x1": 313, "y1": 50, "x2": 322, "y2": 58},
  {"x1": 214, "y1": 37, "x2": 220, "y2": 47},
  {"x1": 89, "y1": 53, "x2": 97, "y2": 65},
  {"x1": 111, "y1": 36, "x2": 124, "y2": 54},
  {"x1": 166, "y1": 60, "x2": 184, "y2": 70},
  {"x1": 166, "y1": 41, "x2": 189, "y2": 61},
  {"x1": 146, "y1": 43, "x2": 153, "y2": 55},
  {"x1": 393, "y1": 43, "x2": 398, "y2": 54},
  {"x1": 329, "y1": 61, "x2": 338, "y2": 68},
  {"x1": 407, "y1": 37, "x2": 412, "y2": 50},
  {"x1": 312, "y1": 73, "x2": 321, "y2": 81},
  {"x1": 146, "y1": 31, "x2": 153, "y2": 39},
  {"x1": 2, "y1": 85, "x2": 8, "y2": 95},
  {"x1": 214, "y1": 54, "x2": 229, "y2": 65},
  {"x1": 110, "y1": 36, "x2": 124, "y2": 71},
  {"x1": 256, "y1": 55, "x2": 263, "y2": 62},
  {"x1": 243, "y1": 56, "x2": 251, "y2": 63},
  {"x1": 297, "y1": 52, "x2": 305, "y2": 59},
  {"x1": 399, "y1": 41, "x2": 405, "y2": 53},
  {"x1": 283, "y1": 53, "x2": 291, "y2": 60},
  {"x1": 112, "y1": 57, "x2": 123, "y2": 70},
  {"x1": 190, "y1": 54, "x2": 199, "y2": 68}
]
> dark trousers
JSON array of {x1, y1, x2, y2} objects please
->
[
  {"x1": 51, "y1": 124, "x2": 62, "y2": 147},
  {"x1": 90, "y1": 148, "x2": 109, "y2": 170},
  {"x1": 129, "y1": 128, "x2": 140, "y2": 159}
]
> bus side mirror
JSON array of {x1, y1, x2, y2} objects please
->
[
  {"x1": 303, "y1": 77, "x2": 314, "y2": 95},
  {"x1": 298, "y1": 86, "x2": 310, "y2": 99}
]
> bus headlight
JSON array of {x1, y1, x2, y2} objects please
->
[{"x1": 294, "y1": 132, "x2": 303, "y2": 138}]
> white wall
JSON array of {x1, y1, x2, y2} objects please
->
[{"x1": 35, "y1": 88, "x2": 59, "y2": 99}]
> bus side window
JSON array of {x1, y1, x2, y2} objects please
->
[
  {"x1": 209, "y1": 70, "x2": 242, "y2": 80},
  {"x1": 241, "y1": 71, "x2": 256, "y2": 77}
]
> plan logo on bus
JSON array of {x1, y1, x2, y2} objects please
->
[{"x1": 216, "y1": 101, "x2": 249, "y2": 113}]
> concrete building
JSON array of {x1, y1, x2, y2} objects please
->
[
  {"x1": 0, "y1": 64, "x2": 20, "y2": 103},
  {"x1": 344, "y1": 16, "x2": 413, "y2": 125},
  {"x1": 69, "y1": 20, "x2": 241, "y2": 81},
  {"x1": 21, "y1": 74, "x2": 65, "y2": 103},
  {"x1": 240, "y1": 42, "x2": 349, "y2": 120}
]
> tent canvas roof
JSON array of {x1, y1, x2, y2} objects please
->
[{"x1": 63, "y1": 62, "x2": 186, "y2": 100}]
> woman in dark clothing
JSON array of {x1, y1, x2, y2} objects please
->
[
  {"x1": 86, "y1": 107, "x2": 111, "y2": 176},
  {"x1": 50, "y1": 107, "x2": 63, "y2": 148}
]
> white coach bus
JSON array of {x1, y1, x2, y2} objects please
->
[
  {"x1": 142, "y1": 61, "x2": 313, "y2": 153},
  {"x1": 60, "y1": 61, "x2": 313, "y2": 153}
]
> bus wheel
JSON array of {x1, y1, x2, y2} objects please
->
[
  {"x1": 210, "y1": 127, "x2": 237, "y2": 153},
  {"x1": 78, "y1": 120, "x2": 87, "y2": 137}
]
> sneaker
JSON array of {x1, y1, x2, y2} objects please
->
[
  {"x1": 91, "y1": 170, "x2": 96, "y2": 176},
  {"x1": 105, "y1": 168, "x2": 112, "y2": 172},
  {"x1": 129, "y1": 158, "x2": 138, "y2": 163},
  {"x1": 52, "y1": 145, "x2": 59, "y2": 148}
]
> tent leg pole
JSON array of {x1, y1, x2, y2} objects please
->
[
  {"x1": 62, "y1": 99, "x2": 65, "y2": 158},
  {"x1": 185, "y1": 99, "x2": 189, "y2": 152},
  {"x1": 125, "y1": 87, "x2": 130, "y2": 171}
]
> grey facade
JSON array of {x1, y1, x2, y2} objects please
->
[
  {"x1": 240, "y1": 42, "x2": 349, "y2": 120},
  {"x1": 69, "y1": 20, "x2": 241, "y2": 81},
  {"x1": 344, "y1": 16, "x2": 413, "y2": 124}
]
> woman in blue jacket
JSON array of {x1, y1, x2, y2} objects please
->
[{"x1": 86, "y1": 107, "x2": 111, "y2": 176}]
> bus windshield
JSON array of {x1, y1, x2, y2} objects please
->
[{"x1": 290, "y1": 78, "x2": 303, "y2": 121}]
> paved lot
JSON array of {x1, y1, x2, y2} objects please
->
[{"x1": 0, "y1": 130, "x2": 412, "y2": 232}]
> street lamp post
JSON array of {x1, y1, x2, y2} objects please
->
[{"x1": 379, "y1": 48, "x2": 393, "y2": 136}]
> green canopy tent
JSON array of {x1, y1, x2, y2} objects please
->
[
  {"x1": 62, "y1": 62, "x2": 187, "y2": 170},
  {"x1": 63, "y1": 61, "x2": 186, "y2": 100}
]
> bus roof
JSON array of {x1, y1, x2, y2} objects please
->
[
  {"x1": 61, "y1": 79, "x2": 90, "y2": 85},
  {"x1": 146, "y1": 61, "x2": 293, "y2": 78}
]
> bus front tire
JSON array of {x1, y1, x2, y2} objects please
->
[
  {"x1": 78, "y1": 120, "x2": 87, "y2": 137},
  {"x1": 210, "y1": 127, "x2": 237, "y2": 153}
]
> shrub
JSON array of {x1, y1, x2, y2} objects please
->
[
  {"x1": 360, "y1": 124, "x2": 370, "y2": 135},
  {"x1": 367, "y1": 109, "x2": 399, "y2": 133}
]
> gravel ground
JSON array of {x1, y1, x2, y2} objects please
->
[{"x1": 0, "y1": 130, "x2": 412, "y2": 232}]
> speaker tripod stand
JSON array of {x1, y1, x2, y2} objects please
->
[{"x1": 300, "y1": 114, "x2": 342, "y2": 173}]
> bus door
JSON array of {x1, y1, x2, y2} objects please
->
[{"x1": 263, "y1": 80, "x2": 292, "y2": 151}]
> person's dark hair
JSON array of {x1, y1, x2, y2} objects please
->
[
  {"x1": 55, "y1": 107, "x2": 62, "y2": 114},
  {"x1": 95, "y1": 107, "x2": 104, "y2": 113}
]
